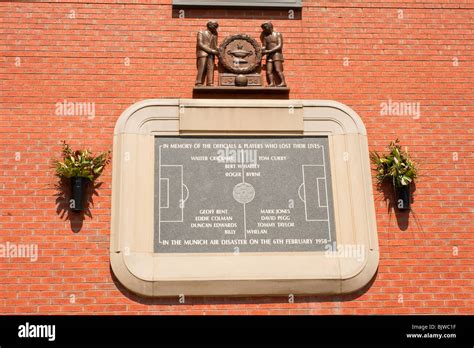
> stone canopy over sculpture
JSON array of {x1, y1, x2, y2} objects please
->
[{"x1": 194, "y1": 20, "x2": 288, "y2": 90}]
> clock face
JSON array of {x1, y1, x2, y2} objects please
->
[{"x1": 219, "y1": 34, "x2": 262, "y2": 74}]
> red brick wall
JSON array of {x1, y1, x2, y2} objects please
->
[{"x1": 0, "y1": 0, "x2": 472, "y2": 314}]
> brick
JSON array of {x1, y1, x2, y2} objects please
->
[{"x1": 0, "y1": 0, "x2": 472, "y2": 315}]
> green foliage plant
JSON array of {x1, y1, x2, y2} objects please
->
[
  {"x1": 54, "y1": 141, "x2": 111, "y2": 181},
  {"x1": 370, "y1": 139, "x2": 418, "y2": 188}
]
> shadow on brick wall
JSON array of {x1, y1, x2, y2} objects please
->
[
  {"x1": 377, "y1": 182, "x2": 419, "y2": 231},
  {"x1": 54, "y1": 178, "x2": 102, "y2": 233},
  {"x1": 110, "y1": 266, "x2": 378, "y2": 308}
]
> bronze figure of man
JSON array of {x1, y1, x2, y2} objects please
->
[
  {"x1": 260, "y1": 22, "x2": 287, "y2": 87},
  {"x1": 195, "y1": 20, "x2": 219, "y2": 86}
]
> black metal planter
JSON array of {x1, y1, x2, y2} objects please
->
[
  {"x1": 70, "y1": 176, "x2": 89, "y2": 212},
  {"x1": 396, "y1": 184, "x2": 411, "y2": 210}
]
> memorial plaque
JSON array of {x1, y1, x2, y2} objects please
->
[
  {"x1": 154, "y1": 137, "x2": 336, "y2": 253},
  {"x1": 113, "y1": 99, "x2": 378, "y2": 296}
]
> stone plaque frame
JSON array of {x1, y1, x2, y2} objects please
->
[{"x1": 111, "y1": 99, "x2": 379, "y2": 297}]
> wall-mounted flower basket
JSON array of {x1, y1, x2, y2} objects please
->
[
  {"x1": 396, "y1": 184, "x2": 411, "y2": 210},
  {"x1": 370, "y1": 139, "x2": 418, "y2": 211},
  {"x1": 70, "y1": 176, "x2": 88, "y2": 212},
  {"x1": 54, "y1": 141, "x2": 111, "y2": 212}
]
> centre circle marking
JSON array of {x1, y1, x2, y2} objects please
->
[{"x1": 233, "y1": 182, "x2": 255, "y2": 204}]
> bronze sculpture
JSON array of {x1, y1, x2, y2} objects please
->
[
  {"x1": 193, "y1": 21, "x2": 289, "y2": 90},
  {"x1": 195, "y1": 20, "x2": 219, "y2": 86},
  {"x1": 260, "y1": 22, "x2": 287, "y2": 87}
]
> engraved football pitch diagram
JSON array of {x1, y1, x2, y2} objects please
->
[{"x1": 154, "y1": 138, "x2": 336, "y2": 253}]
